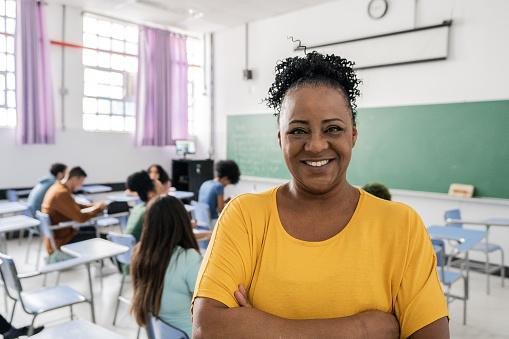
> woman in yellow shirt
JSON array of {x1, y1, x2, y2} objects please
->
[{"x1": 192, "y1": 52, "x2": 449, "y2": 338}]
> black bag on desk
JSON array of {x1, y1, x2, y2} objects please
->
[{"x1": 107, "y1": 201, "x2": 130, "y2": 215}]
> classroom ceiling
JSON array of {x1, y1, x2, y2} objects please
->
[{"x1": 49, "y1": 0, "x2": 338, "y2": 32}]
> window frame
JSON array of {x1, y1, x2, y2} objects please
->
[
  {"x1": 81, "y1": 13, "x2": 138, "y2": 133},
  {"x1": 0, "y1": 0, "x2": 17, "y2": 128}
]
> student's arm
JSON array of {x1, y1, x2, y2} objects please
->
[
  {"x1": 216, "y1": 194, "x2": 225, "y2": 213},
  {"x1": 193, "y1": 297, "x2": 399, "y2": 339},
  {"x1": 53, "y1": 192, "x2": 103, "y2": 223},
  {"x1": 409, "y1": 317, "x2": 449, "y2": 338},
  {"x1": 215, "y1": 184, "x2": 226, "y2": 214}
]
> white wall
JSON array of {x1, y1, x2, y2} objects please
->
[
  {"x1": 215, "y1": 0, "x2": 509, "y2": 260},
  {"x1": 0, "y1": 4, "x2": 211, "y2": 188}
]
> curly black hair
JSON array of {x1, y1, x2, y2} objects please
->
[
  {"x1": 127, "y1": 170, "x2": 156, "y2": 202},
  {"x1": 215, "y1": 160, "x2": 241, "y2": 185},
  {"x1": 265, "y1": 51, "x2": 361, "y2": 124}
]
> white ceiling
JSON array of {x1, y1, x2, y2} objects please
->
[{"x1": 48, "y1": 0, "x2": 338, "y2": 32}]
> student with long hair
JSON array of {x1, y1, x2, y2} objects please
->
[
  {"x1": 130, "y1": 195, "x2": 201, "y2": 338},
  {"x1": 148, "y1": 164, "x2": 172, "y2": 195}
]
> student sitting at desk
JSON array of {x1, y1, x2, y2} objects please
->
[
  {"x1": 41, "y1": 166, "x2": 107, "y2": 254},
  {"x1": 148, "y1": 164, "x2": 171, "y2": 195},
  {"x1": 198, "y1": 160, "x2": 241, "y2": 220},
  {"x1": 26, "y1": 163, "x2": 67, "y2": 216},
  {"x1": 131, "y1": 195, "x2": 202, "y2": 338},
  {"x1": 125, "y1": 170, "x2": 158, "y2": 241}
]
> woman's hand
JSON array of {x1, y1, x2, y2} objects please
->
[
  {"x1": 234, "y1": 284, "x2": 252, "y2": 307},
  {"x1": 231, "y1": 285, "x2": 398, "y2": 338}
]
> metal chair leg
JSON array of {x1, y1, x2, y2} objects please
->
[
  {"x1": 112, "y1": 273, "x2": 126, "y2": 326},
  {"x1": 36, "y1": 239, "x2": 43, "y2": 269},
  {"x1": 89, "y1": 299, "x2": 96, "y2": 323},
  {"x1": 463, "y1": 274, "x2": 469, "y2": 325},
  {"x1": 136, "y1": 326, "x2": 141, "y2": 339},
  {"x1": 99, "y1": 260, "x2": 104, "y2": 291},
  {"x1": 2, "y1": 281, "x2": 8, "y2": 313},
  {"x1": 500, "y1": 249, "x2": 505, "y2": 287},
  {"x1": 9, "y1": 300, "x2": 17, "y2": 322},
  {"x1": 24, "y1": 229, "x2": 34, "y2": 263},
  {"x1": 70, "y1": 304, "x2": 74, "y2": 320},
  {"x1": 29, "y1": 314, "x2": 37, "y2": 336},
  {"x1": 485, "y1": 251, "x2": 490, "y2": 295}
]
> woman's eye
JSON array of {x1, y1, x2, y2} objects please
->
[
  {"x1": 289, "y1": 128, "x2": 307, "y2": 135},
  {"x1": 325, "y1": 126, "x2": 343, "y2": 133}
]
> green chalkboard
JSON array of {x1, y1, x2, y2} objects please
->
[
  {"x1": 226, "y1": 100, "x2": 509, "y2": 198},
  {"x1": 227, "y1": 114, "x2": 290, "y2": 179}
]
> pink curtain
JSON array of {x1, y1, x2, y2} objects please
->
[
  {"x1": 16, "y1": 0, "x2": 55, "y2": 144},
  {"x1": 136, "y1": 26, "x2": 188, "y2": 146}
]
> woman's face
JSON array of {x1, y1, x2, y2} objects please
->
[
  {"x1": 278, "y1": 85, "x2": 357, "y2": 195},
  {"x1": 148, "y1": 166, "x2": 159, "y2": 180}
]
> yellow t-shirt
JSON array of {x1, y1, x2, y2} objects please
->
[{"x1": 193, "y1": 187, "x2": 448, "y2": 338}]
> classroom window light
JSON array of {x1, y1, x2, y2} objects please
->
[
  {"x1": 186, "y1": 36, "x2": 205, "y2": 136},
  {"x1": 0, "y1": 0, "x2": 16, "y2": 127},
  {"x1": 82, "y1": 13, "x2": 138, "y2": 132}
]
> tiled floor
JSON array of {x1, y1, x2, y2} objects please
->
[{"x1": 1, "y1": 236, "x2": 508, "y2": 338}]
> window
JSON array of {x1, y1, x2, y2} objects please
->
[
  {"x1": 82, "y1": 14, "x2": 138, "y2": 132},
  {"x1": 0, "y1": 0, "x2": 16, "y2": 127},
  {"x1": 186, "y1": 36, "x2": 205, "y2": 136}
]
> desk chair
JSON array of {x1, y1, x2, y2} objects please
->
[
  {"x1": 36, "y1": 212, "x2": 109, "y2": 288},
  {"x1": 107, "y1": 233, "x2": 136, "y2": 326},
  {"x1": 5, "y1": 189, "x2": 34, "y2": 250},
  {"x1": 6, "y1": 190, "x2": 18, "y2": 202},
  {"x1": 432, "y1": 238, "x2": 468, "y2": 324},
  {"x1": 444, "y1": 209, "x2": 505, "y2": 294},
  {"x1": 96, "y1": 202, "x2": 130, "y2": 233},
  {"x1": 146, "y1": 314, "x2": 189, "y2": 339},
  {"x1": 190, "y1": 201, "x2": 212, "y2": 250},
  {"x1": 0, "y1": 252, "x2": 94, "y2": 334},
  {"x1": 190, "y1": 201, "x2": 212, "y2": 229},
  {"x1": 35, "y1": 211, "x2": 73, "y2": 268}
]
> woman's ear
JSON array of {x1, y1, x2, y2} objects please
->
[
  {"x1": 352, "y1": 126, "x2": 358, "y2": 147},
  {"x1": 278, "y1": 131, "x2": 281, "y2": 148}
]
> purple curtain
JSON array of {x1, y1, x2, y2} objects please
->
[
  {"x1": 16, "y1": 0, "x2": 55, "y2": 144},
  {"x1": 136, "y1": 26, "x2": 188, "y2": 146}
]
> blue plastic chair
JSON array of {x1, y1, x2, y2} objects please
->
[
  {"x1": 190, "y1": 201, "x2": 212, "y2": 229},
  {"x1": 432, "y1": 239, "x2": 468, "y2": 324},
  {"x1": 6, "y1": 190, "x2": 18, "y2": 202},
  {"x1": 35, "y1": 211, "x2": 62, "y2": 267},
  {"x1": 190, "y1": 201, "x2": 213, "y2": 251},
  {"x1": 444, "y1": 209, "x2": 505, "y2": 294},
  {"x1": 107, "y1": 233, "x2": 136, "y2": 326},
  {"x1": 0, "y1": 252, "x2": 94, "y2": 333},
  {"x1": 146, "y1": 314, "x2": 189, "y2": 339}
]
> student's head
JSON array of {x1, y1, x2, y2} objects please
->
[
  {"x1": 126, "y1": 171, "x2": 156, "y2": 203},
  {"x1": 148, "y1": 164, "x2": 170, "y2": 185},
  {"x1": 50, "y1": 163, "x2": 67, "y2": 180},
  {"x1": 362, "y1": 182, "x2": 392, "y2": 201},
  {"x1": 266, "y1": 52, "x2": 361, "y2": 195},
  {"x1": 130, "y1": 195, "x2": 199, "y2": 326},
  {"x1": 65, "y1": 166, "x2": 87, "y2": 190},
  {"x1": 215, "y1": 160, "x2": 241, "y2": 185}
]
